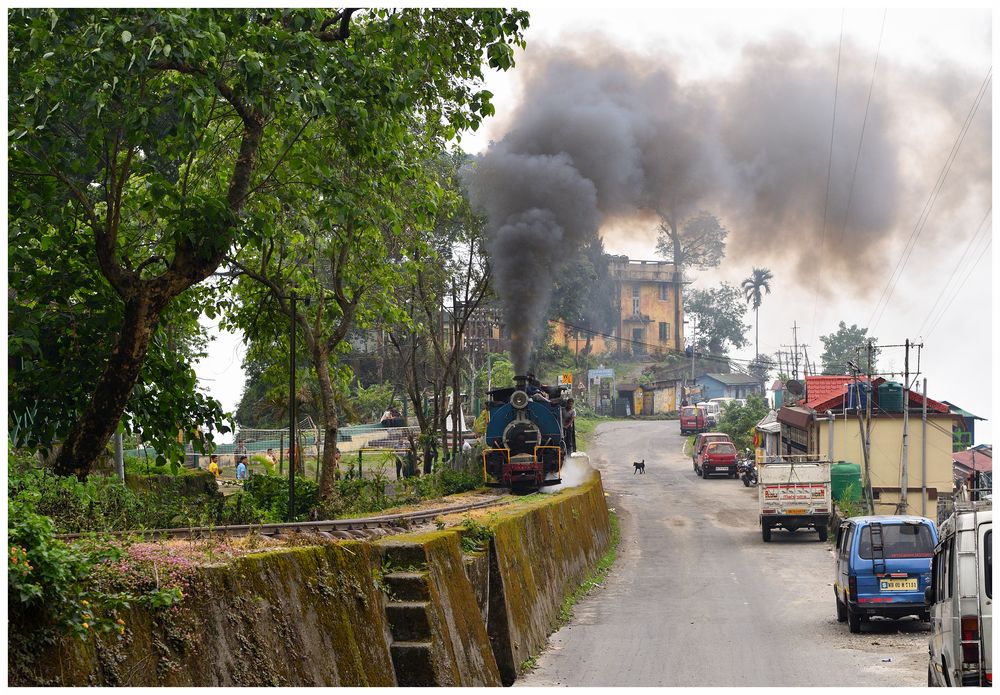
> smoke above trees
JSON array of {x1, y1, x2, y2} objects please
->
[{"x1": 463, "y1": 36, "x2": 991, "y2": 372}]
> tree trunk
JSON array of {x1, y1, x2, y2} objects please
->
[
  {"x1": 313, "y1": 343, "x2": 341, "y2": 501},
  {"x1": 53, "y1": 290, "x2": 169, "y2": 478},
  {"x1": 755, "y1": 306, "x2": 760, "y2": 358}
]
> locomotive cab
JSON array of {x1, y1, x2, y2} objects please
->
[{"x1": 483, "y1": 375, "x2": 566, "y2": 489}]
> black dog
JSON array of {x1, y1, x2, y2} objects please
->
[{"x1": 633, "y1": 459, "x2": 645, "y2": 474}]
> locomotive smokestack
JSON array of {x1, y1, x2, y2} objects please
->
[{"x1": 514, "y1": 374, "x2": 528, "y2": 391}]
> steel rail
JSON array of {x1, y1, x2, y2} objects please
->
[{"x1": 56, "y1": 495, "x2": 508, "y2": 541}]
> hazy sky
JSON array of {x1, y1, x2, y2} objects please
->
[{"x1": 196, "y1": 5, "x2": 994, "y2": 443}]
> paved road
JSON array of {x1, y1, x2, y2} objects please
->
[{"x1": 517, "y1": 420, "x2": 929, "y2": 687}]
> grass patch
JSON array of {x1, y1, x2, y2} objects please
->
[
  {"x1": 557, "y1": 510, "x2": 620, "y2": 624},
  {"x1": 519, "y1": 654, "x2": 539, "y2": 674},
  {"x1": 682, "y1": 434, "x2": 695, "y2": 457},
  {"x1": 574, "y1": 414, "x2": 610, "y2": 452}
]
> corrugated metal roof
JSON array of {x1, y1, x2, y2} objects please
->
[{"x1": 703, "y1": 372, "x2": 761, "y2": 386}]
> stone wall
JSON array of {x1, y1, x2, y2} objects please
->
[{"x1": 16, "y1": 471, "x2": 611, "y2": 686}]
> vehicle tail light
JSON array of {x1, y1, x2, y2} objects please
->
[
  {"x1": 961, "y1": 616, "x2": 980, "y2": 664},
  {"x1": 986, "y1": 672, "x2": 991, "y2": 684},
  {"x1": 848, "y1": 575, "x2": 858, "y2": 602}
]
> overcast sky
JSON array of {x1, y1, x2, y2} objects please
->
[{"x1": 196, "y1": 5, "x2": 994, "y2": 444}]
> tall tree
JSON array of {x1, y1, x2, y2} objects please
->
[
  {"x1": 820, "y1": 322, "x2": 878, "y2": 375},
  {"x1": 655, "y1": 211, "x2": 728, "y2": 352},
  {"x1": 684, "y1": 283, "x2": 750, "y2": 361},
  {"x1": 740, "y1": 267, "x2": 774, "y2": 357},
  {"x1": 551, "y1": 237, "x2": 618, "y2": 355},
  {"x1": 9, "y1": 8, "x2": 528, "y2": 478}
]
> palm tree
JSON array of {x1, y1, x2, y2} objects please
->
[{"x1": 741, "y1": 267, "x2": 773, "y2": 357}]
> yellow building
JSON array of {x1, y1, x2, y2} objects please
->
[
  {"x1": 551, "y1": 256, "x2": 686, "y2": 356},
  {"x1": 777, "y1": 377, "x2": 966, "y2": 518}
]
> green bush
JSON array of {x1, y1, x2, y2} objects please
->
[{"x1": 242, "y1": 474, "x2": 318, "y2": 522}]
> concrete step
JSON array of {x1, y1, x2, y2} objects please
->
[
  {"x1": 390, "y1": 640, "x2": 436, "y2": 687},
  {"x1": 381, "y1": 543, "x2": 427, "y2": 569},
  {"x1": 385, "y1": 601, "x2": 432, "y2": 642},
  {"x1": 383, "y1": 571, "x2": 430, "y2": 602}
]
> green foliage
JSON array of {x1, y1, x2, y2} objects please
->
[
  {"x1": 655, "y1": 211, "x2": 728, "y2": 270},
  {"x1": 748, "y1": 354, "x2": 776, "y2": 383},
  {"x1": 353, "y1": 382, "x2": 397, "y2": 424},
  {"x1": 820, "y1": 322, "x2": 878, "y2": 375},
  {"x1": 242, "y1": 474, "x2": 319, "y2": 522},
  {"x1": 715, "y1": 394, "x2": 771, "y2": 451},
  {"x1": 741, "y1": 267, "x2": 774, "y2": 311},
  {"x1": 684, "y1": 282, "x2": 751, "y2": 356},
  {"x1": 459, "y1": 517, "x2": 493, "y2": 553},
  {"x1": 9, "y1": 8, "x2": 529, "y2": 476}
]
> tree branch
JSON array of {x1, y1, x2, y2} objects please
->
[{"x1": 318, "y1": 9, "x2": 359, "y2": 41}]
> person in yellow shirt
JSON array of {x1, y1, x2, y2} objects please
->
[{"x1": 207, "y1": 454, "x2": 220, "y2": 478}]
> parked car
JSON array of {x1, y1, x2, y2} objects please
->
[
  {"x1": 691, "y1": 432, "x2": 732, "y2": 474},
  {"x1": 926, "y1": 500, "x2": 991, "y2": 687},
  {"x1": 697, "y1": 441, "x2": 738, "y2": 479},
  {"x1": 697, "y1": 401, "x2": 721, "y2": 427},
  {"x1": 834, "y1": 515, "x2": 937, "y2": 634},
  {"x1": 680, "y1": 405, "x2": 707, "y2": 435}
]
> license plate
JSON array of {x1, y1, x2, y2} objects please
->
[
  {"x1": 880, "y1": 578, "x2": 917, "y2": 592},
  {"x1": 785, "y1": 508, "x2": 806, "y2": 514}
]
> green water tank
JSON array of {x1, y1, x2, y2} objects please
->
[
  {"x1": 831, "y1": 461, "x2": 862, "y2": 503},
  {"x1": 878, "y1": 381, "x2": 905, "y2": 412}
]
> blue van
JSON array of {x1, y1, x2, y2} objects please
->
[{"x1": 833, "y1": 515, "x2": 938, "y2": 633}]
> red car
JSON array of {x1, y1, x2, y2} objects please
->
[
  {"x1": 680, "y1": 405, "x2": 707, "y2": 435},
  {"x1": 692, "y1": 432, "x2": 733, "y2": 474},
  {"x1": 697, "y1": 441, "x2": 738, "y2": 479}
]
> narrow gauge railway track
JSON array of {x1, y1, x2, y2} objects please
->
[{"x1": 57, "y1": 494, "x2": 510, "y2": 541}]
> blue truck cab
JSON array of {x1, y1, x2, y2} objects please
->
[{"x1": 833, "y1": 515, "x2": 938, "y2": 633}]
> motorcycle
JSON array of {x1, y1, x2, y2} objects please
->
[{"x1": 738, "y1": 449, "x2": 758, "y2": 487}]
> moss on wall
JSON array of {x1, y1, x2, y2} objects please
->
[{"x1": 17, "y1": 472, "x2": 611, "y2": 687}]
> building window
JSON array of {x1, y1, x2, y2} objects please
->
[
  {"x1": 659, "y1": 283, "x2": 669, "y2": 300},
  {"x1": 632, "y1": 284, "x2": 641, "y2": 315},
  {"x1": 659, "y1": 322, "x2": 669, "y2": 341}
]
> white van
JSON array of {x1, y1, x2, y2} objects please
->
[
  {"x1": 698, "y1": 401, "x2": 721, "y2": 427},
  {"x1": 926, "y1": 500, "x2": 992, "y2": 687}
]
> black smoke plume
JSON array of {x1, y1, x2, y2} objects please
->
[{"x1": 464, "y1": 37, "x2": 990, "y2": 371}]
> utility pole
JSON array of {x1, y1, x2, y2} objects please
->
[
  {"x1": 864, "y1": 340, "x2": 875, "y2": 513},
  {"x1": 900, "y1": 338, "x2": 910, "y2": 513},
  {"x1": 792, "y1": 321, "x2": 800, "y2": 380},
  {"x1": 921, "y1": 377, "x2": 928, "y2": 517}
]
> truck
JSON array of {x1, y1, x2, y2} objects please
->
[{"x1": 759, "y1": 460, "x2": 832, "y2": 542}]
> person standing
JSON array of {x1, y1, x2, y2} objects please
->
[
  {"x1": 235, "y1": 455, "x2": 248, "y2": 481},
  {"x1": 563, "y1": 398, "x2": 577, "y2": 453},
  {"x1": 208, "y1": 454, "x2": 220, "y2": 478}
]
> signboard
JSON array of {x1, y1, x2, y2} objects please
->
[
  {"x1": 560, "y1": 372, "x2": 573, "y2": 385},
  {"x1": 589, "y1": 368, "x2": 614, "y2": 382}
]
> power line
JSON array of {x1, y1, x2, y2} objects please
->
[
  {"x1": 811, "y1": 9, "x2": 845, "y2": 343},
  {"x1": 915, "y1": 206, "x2": 991, "y2": 337},
  {"x1": 838, "y1": 9, "x2": 886, "y2": 248},
  {"x1": 924, "y1": 237, "x2": 992, "y2": 340},
  {"x1": 552, "y1": 318, "x2": 764, "y2": 367},
  {"x1": 867, "y1": 66, "x2": 992, "y2": 332}
]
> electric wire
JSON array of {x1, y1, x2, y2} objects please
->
[
  {"x1": 811, "y1": 9, "x2": 845, "y2": 343},
  {"x1": 553, "y1": 318, "x2": 765, "y2": 368},
  {"x1": 866, "y1": 66, "x2": 992, "y2": 332},
  {"x1": 915, "y1": 206, "x2": 991, "y2": 337},
  {"x1": 924, "y1": 236, "x2": 991, "y2": 340},
  {"x1": 838, "y1": 9, "x2": 887, "y2": 248}
]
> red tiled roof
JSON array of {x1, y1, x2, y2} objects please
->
[
  {"x1": 808, "y1": 375, "x2": 951, "y2": 414},
  {"x1": 805, "y1": 375, "x2": 858, "y2": 408},
  {"x1": 953, "y1": 449, "x2": 993, "y2": 472}
]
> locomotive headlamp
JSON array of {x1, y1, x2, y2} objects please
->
[{"x1": 510, "y1": 390, "x2": 529, "y2": 409}]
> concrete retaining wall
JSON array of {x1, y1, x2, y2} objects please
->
[{"x1": 15, "y1": 472, "x2": 611, "y2": 686}]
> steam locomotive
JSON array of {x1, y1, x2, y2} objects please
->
[{"x1": 483, "y1": 374, "x2": 568, "y2": 489}]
